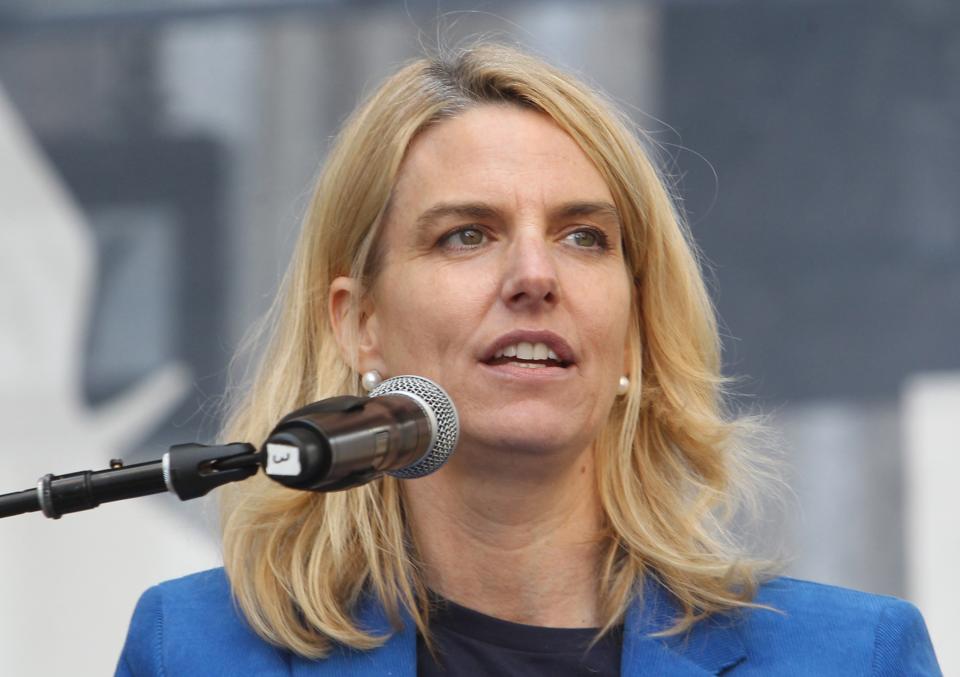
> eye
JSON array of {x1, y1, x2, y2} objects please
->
[
  {"x1": 565, "y1": 228, "x2": 609, "y2": 250},
  {"x1": 439, "y1": 226, "x2": 486, "y2": 250}
]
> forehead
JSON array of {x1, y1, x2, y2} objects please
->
[{"x1": 389, "y1": 104, "x2": 614, "y2": 216}]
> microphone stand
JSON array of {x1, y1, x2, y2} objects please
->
[{"x1": 0, "y1": 443, "x2": 261, "y2": 520}]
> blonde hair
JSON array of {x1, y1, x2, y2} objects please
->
[{"x1": 220, "y1": 42, "x2": 772, "y2": 658}]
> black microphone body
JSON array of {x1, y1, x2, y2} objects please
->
[
  {"x1": 263, "y1": 375, "x2": 459, "y2": 491},
  {"x1": 263, "y1": 394, "x2": 431, "y2": 492}
]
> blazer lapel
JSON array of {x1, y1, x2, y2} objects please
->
[
  {"x1": 621, "y1": 578, "x2": 747, "y2": 676},
  {"x1": 290, "y1": 596, "x2": 416, "y2": 677}
]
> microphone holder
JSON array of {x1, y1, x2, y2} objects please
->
[{"x1": 0, "y1": 443, "x2": 261, "y2": 520}]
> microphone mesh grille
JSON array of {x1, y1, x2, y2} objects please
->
[{"x1": 369, "y1": 375, "x2": 459, "y2": 479}]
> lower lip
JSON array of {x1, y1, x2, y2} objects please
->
[{"x1": 479, "y1": 361, "x2": 575, "y2": 380}]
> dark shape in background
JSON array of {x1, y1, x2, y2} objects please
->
[
  {"x1": 663, "y1": 1, "x2": 960, "y2": 403},
  {"x1": 0, "y1": 23, "x2": 229, "y2": 458}
]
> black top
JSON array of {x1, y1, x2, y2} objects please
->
[{"x1": 416, "y1": 595, "x2": 623, "y2": 676}]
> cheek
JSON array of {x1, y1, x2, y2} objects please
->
[
  {"x1": 376, "y1": 267, "x2": 490, "y2": 369},
  {"x1": 575, "y1": 269, "x2": 632, "y2": 342},
  {"x1": 586, "y1": 314, "x2": 630, "y2": 378}
]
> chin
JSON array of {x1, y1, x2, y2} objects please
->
[{"x1": 462, "y1": 410, "x2": 596, "y2": 458}]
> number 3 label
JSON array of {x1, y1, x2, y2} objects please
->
[{"x1": 265, "y1": 443, "x2": 301, "y2": 477}]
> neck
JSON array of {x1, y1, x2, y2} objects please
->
[{"x1": 403, "y1": 443, "x2": 605, "y2": 628}]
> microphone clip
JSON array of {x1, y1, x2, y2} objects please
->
[{"x1": 163, "y1": 443, "x2": 261, "y2": 501}]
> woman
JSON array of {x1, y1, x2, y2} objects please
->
[{"x1": 117, "y1": 43, "x2": 940, "y2": 675}]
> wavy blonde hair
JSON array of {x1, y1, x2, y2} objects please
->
[{"x1": 220, "y1": 41, "x2": 772, "y2": 658}]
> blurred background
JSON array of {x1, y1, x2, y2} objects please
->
[{"x1": 1, "y1": 0, "x2": 957, "y2": 674}]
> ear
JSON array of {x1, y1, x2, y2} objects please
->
[{"x1": 328, "y1": 276, "x2": 386, "y2": 374}]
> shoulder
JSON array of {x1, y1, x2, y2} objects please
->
[
  {"x1": 115, "y1": 568, "x2": 291, "y2": 677},
  {"x1": 737, "y1": 577, "x2": 941, "y2": 676},
  {"x1": 753, "y1": 576, "x2": 930, "y2": 638}
]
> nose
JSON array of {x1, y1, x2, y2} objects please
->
[{"x1": 499, "y1": 229, "x2": 560, "y2": 311}]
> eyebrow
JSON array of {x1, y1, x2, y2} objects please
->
[
  {"x1": 413, "y1": 200, "x2": 622, "y2": 230},
  {"x1": 414, "y1": 202, "x2": 503, "y2": 231},
  {"x1": 551, "y1": 200, "x2": 621, "y2": 224}
]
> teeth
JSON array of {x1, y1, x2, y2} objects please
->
[{"x1": 493, "y1": 341, "x2": 562, "y2": 362}]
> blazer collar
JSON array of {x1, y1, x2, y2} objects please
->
[
  {"x1": 292, "y1": 578, "x2": 746, "y2": 676},
  {"x1": 291, "y1": 594, "x2": 416, "y2": 677},
  {"x1": 620, "y1": 577, "x2": 747, "y2": 676}
]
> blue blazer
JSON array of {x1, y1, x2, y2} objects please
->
[{"x1": 116, "y1": 568, "x2": 940, "y2": 676}]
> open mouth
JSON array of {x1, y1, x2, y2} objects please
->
[
  {"x1": 482, "y1": 341, "x2": 573, "y2": 369},
  {"x1": 484, "y1": 356, "x2": 570, "y2": 369}
]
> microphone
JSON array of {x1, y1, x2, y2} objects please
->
[
  {"x1": 0, "y1": 375, "x2": 459, "y2": 519},
  {"x1": 262, "y1": 374, "x2": 460, "y2": 492}
]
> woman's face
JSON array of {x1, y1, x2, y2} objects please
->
[{"x1": 347, "y1": 104, "x2": 633, "y2": 460}]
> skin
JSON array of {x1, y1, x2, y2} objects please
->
[{"x1": 330, "y1": 104, "x2": 633, "y2": 627}]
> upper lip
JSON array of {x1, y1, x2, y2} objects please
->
[{"x1": 480, "y1": 330, "x2": 577, "y2": 365}]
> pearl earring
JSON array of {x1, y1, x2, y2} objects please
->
[
  {"x1": 617, "y1": 375, "x2": 630, "y2": 396},
  {"x1": 361, "y1": 370, "x2": 383, "y2": 392}
]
